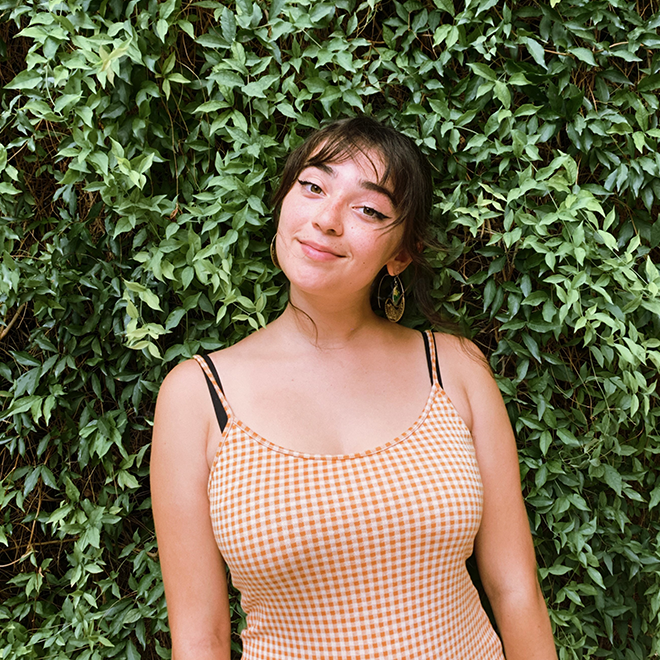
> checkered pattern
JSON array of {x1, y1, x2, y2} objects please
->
[{"x1": 193, "y1": 331, "x2": 504, "y2": 660}]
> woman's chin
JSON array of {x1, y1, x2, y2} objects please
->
[
  {"x1": 282, "y1": 262, "x2": 338, "y2": 290},
  {"x1": 288, "y1": 279, "x2": 341, "y2": 299}
]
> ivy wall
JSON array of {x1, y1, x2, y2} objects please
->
[{"x1": 1, "y1": 0, "x2": 659, "y2": 658}]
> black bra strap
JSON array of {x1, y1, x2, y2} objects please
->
[
  {"x1": 421, "y1": 330, "x2": 444, "y2": 389},
  {"x1": 421, "y1": 331, "x2": 434, "y2": 385},
  {"x1": 200, "y1": 355, "x2": 228, "y2": 432},
  {"x1": 201, "y1": 354, "x2": 225, "y2": 393},
  {"x1": 430, "y1": 332, "x2": 444, "y2": 389}
]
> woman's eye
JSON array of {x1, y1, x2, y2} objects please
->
[
  {"x1": 299, "y1": 180, "x2": 323, "y2": 194},
  {"x1": 361, "y1": 206, "x2": 388, "y2": 221}
]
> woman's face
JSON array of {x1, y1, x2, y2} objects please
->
[{"x1": 276, "y1": 150, "x2": 411, "y2": 303}]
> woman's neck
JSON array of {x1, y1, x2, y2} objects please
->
[{"x1": 274, "y1": 289, "x2": 389, "y2": 350}]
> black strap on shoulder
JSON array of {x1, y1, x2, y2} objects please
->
[
  {"x1": 200, "y1": 354, "x2": 228, "y2": 432},
  {"x1": 430, "y1": 332, "x2": 444, "y2": 389},
  {"x1": 421, "y1": 330, "x2": 444, "y2": 389},
  {"x1": 421, "y1": 330, "x2": 434, "y2": 385}
]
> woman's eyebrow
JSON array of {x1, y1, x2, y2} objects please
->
[
  {"x1": 306, "y1": 163, "x2": 334, "y2": 175},
  {"x1": 304, "y1": 164, "x2": 394, "y2": 204},
  {"x1": 361, "y1": 180, "x2": 395, "y2": 204}
]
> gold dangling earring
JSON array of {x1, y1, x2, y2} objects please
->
[
  {"x1": 378, "y1": 272, "x2": 405, "y2": 322},
  {"x1": 270, "y1": 235, "x2": 280, "y2": 269}
]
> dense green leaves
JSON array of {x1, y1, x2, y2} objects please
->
[{"x1": 1, "y1": 0, "x2": 659, "y2": 658}]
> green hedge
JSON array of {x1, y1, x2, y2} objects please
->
[{"x1": 1, "y1": 0, "x2": 659, "y2": 658}]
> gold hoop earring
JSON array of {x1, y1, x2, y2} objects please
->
[
  {"x1": 378, "y1": 272, "x2": 405, "y2": 322},
  {"x1": 270, "y1": 235, "x2": 280, "y2": 269}
]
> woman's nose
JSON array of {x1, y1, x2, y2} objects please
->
[{"x1": 313, "y1": 198, "x2": 344, "y2": 235}]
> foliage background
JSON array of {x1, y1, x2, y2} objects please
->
[{"x1": 1, "y1": 0, "x2": 659, "y2": 658}]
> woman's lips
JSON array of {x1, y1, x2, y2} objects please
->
[{"x1": 298, "y1": 240, "x2": 344, "y2": 261}]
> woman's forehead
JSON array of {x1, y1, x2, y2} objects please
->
[
  {"x1": 301, "y1": 161, "x2": 396, "y2": 206},
  {"x1": 304, "y1": 143, "x2": 390, "y2": 184}
]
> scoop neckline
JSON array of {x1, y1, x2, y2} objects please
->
[{"x1": 219, "y1": 380, "x2": 442, "y2": 461}]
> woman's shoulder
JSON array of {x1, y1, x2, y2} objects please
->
[
  {"x1": 160, "y1": 354, "x2": 207, "y2": 390},
  {"x1": 156, "y1": 357, "x2": 213, "y2": 424},
  {"x1": 433, "y1": 332, "x2": 490, "y2": 373},
  {"x1": 161, "y1": 329, "x2": 266, "y2": 388},
  {"x1": 158, "y1": 330, "x2": 275, "y2": 409},
  {"x1": 204, "y1": 325, "x2": 282, "y2": 373},
  {"x1": 432, "y1": 332, "x2": 500, "y2": 433}
]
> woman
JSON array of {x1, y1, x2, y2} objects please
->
[{"x1": 151, "y1": 117, "x2": 557, "y2": 660}]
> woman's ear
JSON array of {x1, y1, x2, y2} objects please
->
[{"x1": 386, "y1": 248, "x2": 412, "y2": 277}]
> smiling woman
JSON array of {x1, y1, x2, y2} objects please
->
[
  {"x1": 274, "y1": 155, "x2": 408, "y2": 302},
  {"x1": 150, "y1": 117, "x2": 558, "y2": 660}
]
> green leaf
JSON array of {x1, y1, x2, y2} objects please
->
[
  {"x1": 525, "y1": 37, "x2": 546, "y2": 69},
  {"x1": 632, "y1": 132, "x2": 646, "y2": 152},
  {"x1": 493, "y1": 81, "x2": 511, "y2": 107},
  {"x1": 548, "y1": 564, "x2": 572, "y2": 576},
  {"x1": 168, "y1": 73, "x2": 190, "y2": 84},
  {"x1": 270, "y1": 0, "x2": 287, "y2": 20},
  {"x1": 126, "y1": 641, "x2": 141, "y2": 660},
  {"x1": 638, "y1": 72, "x2": 660, "y2": 92},
  {"x1": 522, "y1": 291, "x2": 547, "y2": 306},
  {"x1": 24, "y1": 467, "x2": 42, "y2": 495},
  {"x1": 196, "y1": 32, "x2": 228, "y2": 49},
  {"x1": 310, "y1": 3, "x2": 335, "y2": 24},
  {"x1": 557, "y1": 428, "x2": 580, "y2": 447},
  {"x1": 14, "y1": 367, "x2": 41, "y2": 397},
  {"x1": 140, "y1": 290, "x2": 162, "y2": 311},
  {"x1": 1, "y1": 395, "x2": 41, "y2": 420},
  {"x1": 0, "y1": 182, "x2": 21, "y2": 195},
  {"x1": 54, "y1": 93, "x2": 82, "y2": 114},
  {"x1": 433, "y1": 24, "x2": 452, "y2": 47},
  {"x1": 586, "y1": 566, "x2": 606, "y2": 589},
  {"x1": 540, "y1": 431, "x2": 552, "y2": 455},
  {"x1": 156, "y1": 18, "x2": 169, "y2": 42},
  {"x1": 649, "y1": 485, "x2": 660, "y2": 510},
  {"x1": 221, "y1": 7, "x2": 237, "y2": 43},
  {"x1": 4, "y1": 69, "x2": 42, "y2": 90},
  {"x1": 212, "y1": 71, "x2": 244, "y2": 88},
  {"x1": 469, "y1": 63, "x2": 497, "y2": 81},
  {"x1": 159, "y1": 0, "x2": 176, "y2": 19},
  {"x1": 195, "y1": 100, "x2": 228, "y2": 113},
  {"x1": 433, "y1": 0, "x2": 455, "y2": 13},
  {"x1": 343, "y1": 89, "x2": 363, "y2": 110},
  {"x1": 569, "y1": 47, "x2": 596, "y2": 66},
  {"x1": 243, "y1": 74, "x2": 280, "y2": 97},
  {"x1": 178, "y1": 18, "x2": 195, "y2": 39},
  {"x1": 65, "y1": 477, "x2": 80, "y2": 502},
  {"x1": 603, "y1": 465, "x2": 623, "y2": 496},
  {"x1": 88, "y1": 152, "x2": 109, "y2": 175},
  {"x1": 41, "y1": 466, "x2": 57, "y2": 489},
  {"x1": 117, "y1": 470, "x2": 140, "y2": 489},
  {"x1": 522, "y1": 334, "x2": 541, "y2": 362}
]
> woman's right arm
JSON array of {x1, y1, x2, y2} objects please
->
[{"x1": 150, "y1": 360, "x2": 231, "y2": 660}]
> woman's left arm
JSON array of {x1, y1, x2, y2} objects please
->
[{"x1": 438, "y1": 335, "x2": 557, "y2": 660}]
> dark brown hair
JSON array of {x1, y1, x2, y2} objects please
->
[{"x1": 272, "y1": 116, "x2": 450, "y2": 329}]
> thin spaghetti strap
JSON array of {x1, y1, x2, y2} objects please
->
[
  {"x1": 421, "y1": 330, "x2": 433, "y2": 385},
  {"x1": 201, "y1": 354, "x2": 225, "y2": 393},
  {"x1": 427, "y1": 330, "x2": 444, "y2": 389},
  {"x1": 193, "y1": 355, "x2": 229, "y2": 432}
]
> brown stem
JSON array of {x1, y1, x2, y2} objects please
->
[{"x1": 0, "y1": 303, "x2": 26, "y2": 341}]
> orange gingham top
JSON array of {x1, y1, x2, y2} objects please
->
[{"x1": 194, "y1": 331, "x2": 505, "y2": 660}]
